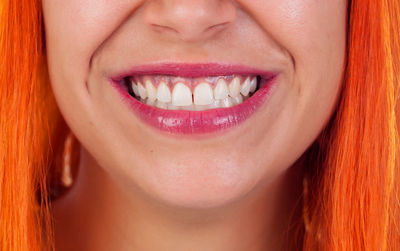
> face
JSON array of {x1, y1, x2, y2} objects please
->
[{"x1": 42, "y1": 0, "x2": 346, "y2": 208}]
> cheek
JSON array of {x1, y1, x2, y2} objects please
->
[
  {"x1": 251, "y1": 0, "x2": 347, "y2": 110},
  {"x1": 242, "y1": 0, "x2": 347, "y2": 75},
  {"x1": 42, "y1": 0, "x2": 136, "y2": 57},
  {"x1": 42, "y1": 0, "x2": 142, "y2": 145},
  {"x1": 240, "y1": 0, "x2": 347, "y2": 160},
  {"x1": 42, "y1": 0, "x2": 138, "y2": 100}
]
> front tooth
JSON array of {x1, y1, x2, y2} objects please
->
[
  {"x1": 138, "y1": 82, "x2": 147, "y2": 99},
  {"x1": 229, "y1": 77, "x2": 241, "y2": 97},
  {"x1": 240, "y1": 77, "x2": 251, "y2": 96},
  {"x1": 214, "y1": 79, "x2": 229, "y2": 100},
  {"x1": 156, "y1": 81, "x2": 171, "y2": 102},
  {"x1": 145, "y1": 80, "x2": 157, "y2": 102},
  {"x1": 131, "y1": 81, "x2": 140, "y2": 97},
  {"x1": 194, "y1": 83, "x2": 213, "y2": 105},
  {"x1": 172, "y1": 82, "x2": 192, "y2": 106},
  {"x1": 250, "y1": 77, "x2": 257, "y2": 93}
]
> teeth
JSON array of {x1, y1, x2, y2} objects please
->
[
  {"x1": 167, "y1": 103, "x2": 179, "y2": 110},
  {"x1": 155, "y1": 100, "x2": 167, "y2": 109},
  {"x1": 232, "y1": 95, "x2": 243, "y2": 105},
  {"x1": 221, "y1": 97, "x2": 234, "y2": 107},
  {"x1": 240, "y1": 77, "x2": 251, "y2": 96},
  {"x1": 250, "y1": 77, "x2": 257, "y2": 93},
  {"x1": 138, "y1": 82, "x2": 147, "y2": 99},
  {"x1": 194, "y1": 83, "x2": 213, "y2": 105},
  {"x1": 156, "y1": 81, "x2": 171, "y2": 102},
  {"x1": 129, "y1": 75, "x2": 260, "y2": 111},
  {"x1": 214, "y1": 79, "x2": 229, "y2": 100},
  {"x1": 194, "y1": 105, "x2": 211, "y2": 111},
  {"x1": 172, "y1": 82, "x2": 193, "y2": 106},
  {"x1": 131, "y1": 81, "x2": 140, "y2": 97},
  {"x1": 180, "y1": 104, "x2": 195, "y2": 111},
  {"x1": 229, "y1": 77, "x2": 241, "y2": 97},
  {"x1": 146, "y1": 98, "x2": 155, "y2": 106},
  {"x1": 145, "y1": 80, "x2": 157, "y2": 102},
  {"x1": 208, "y1": 101, "x2": 219, "y2": 109}
]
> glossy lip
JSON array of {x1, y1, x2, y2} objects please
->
[{"x1": 109, "y1": 63, "x2": 278, "y2": 135}]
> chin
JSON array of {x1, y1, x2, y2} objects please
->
[{"x1": 132, "y1": 160, "x2": 258, "y2": 210}]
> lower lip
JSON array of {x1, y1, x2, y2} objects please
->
[{"x1": 110, "y1": 77, "x2": 277, "y2": 135}]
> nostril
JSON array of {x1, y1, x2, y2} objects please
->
[
  {"x1": 205, "y1": 21, "x2": 231, "y2": 34},
  {"x1": 143, "y1": 0, "x2": 237, "y2": 41},
  {"x1": 150, "y1": 23, "x2": 180, "y2": 35}
]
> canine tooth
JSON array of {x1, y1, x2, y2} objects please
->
[
  {"x1": 131, "y1": 81, "x2": 140, "y2": 97},
  {"x1": 155, "y1": 100, "x2": 167, "y2": 109},
  {"x1": 145, "y1": 80, "x2": 157, "y2": 102},
  {"x1": 229, "y1": 77, "x2": 241, "y2": 97},
  {"x1": 240, "y1": 77, "x2": 251, "y2": 96},
  {"x1": 156, "y1": 81, "x2": 171, "y2": 102},
  {"x1": 138, "y1": 82, "x2": 147, "y2": 99},
  {"x1": 250, "y1": 77, "x2": 257, "y2": 93},
  {"x1": 194, "y1": 83, "x2": 213, "y2": 105},
  {"x1": 214, "y1": 79, "x2": 229, "y2": 100},
  {"x1": 172, "y1": 83, "x2": 192, "y2": 106}
]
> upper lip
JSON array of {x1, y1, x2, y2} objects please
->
[{"x1": 110, "y1": 62, "x2": 276, "y2": 81}]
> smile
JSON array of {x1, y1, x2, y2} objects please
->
[{"x1": 110, "y1": 63, "x2": 278, "y2": 134}]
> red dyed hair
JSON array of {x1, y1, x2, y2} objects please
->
[{"x1": 0, "y1": 0, "x2": 399, "y2": 250}]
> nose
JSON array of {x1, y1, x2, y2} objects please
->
[{"x1": 143, "y1": 0, "x2": 237, "y2": 42}]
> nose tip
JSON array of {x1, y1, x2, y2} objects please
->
[{"x1": 143, "y1": 0, "x2": 237, "y2": 42}]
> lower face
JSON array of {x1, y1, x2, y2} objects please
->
[{"x1": 42, "y1": 0, "x2": 347, "y2": 208}]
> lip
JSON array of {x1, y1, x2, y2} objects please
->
[
  {"x1": 111, "y1": 63, "x2": 276, "y2": 80},
  {"x1": 109, "y1": 63, "x2": 278, "y2": 135}
]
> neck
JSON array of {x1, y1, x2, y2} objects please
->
[{"x1": 53, "y1": 146, "x2": 305, "y2": 251}]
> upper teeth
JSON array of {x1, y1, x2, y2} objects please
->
[{"x1": 129, "y1": 75, "x2": 258, "y2": 110}]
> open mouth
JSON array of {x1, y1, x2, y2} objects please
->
[
  {"x1": 123, "y1": 74, "x2": 261, "y2": 111},
  {"x1": 110, "y1": 64, "x2": 277, "y2": 134}
]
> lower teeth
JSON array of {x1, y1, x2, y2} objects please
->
[
  {"x1": 136, "y1": 95, "x2": 250, "y2": 110},
  {"x1": 126, "y1": 90, "x2": 256, "y2": 111}
]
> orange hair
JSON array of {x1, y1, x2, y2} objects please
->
[{"x1": 0, "y1": 0, "x2": 399, "y2": 250}]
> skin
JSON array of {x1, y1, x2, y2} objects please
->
[{"x1": 42, "y1": 0, "x2": 347, "y2": 250}]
